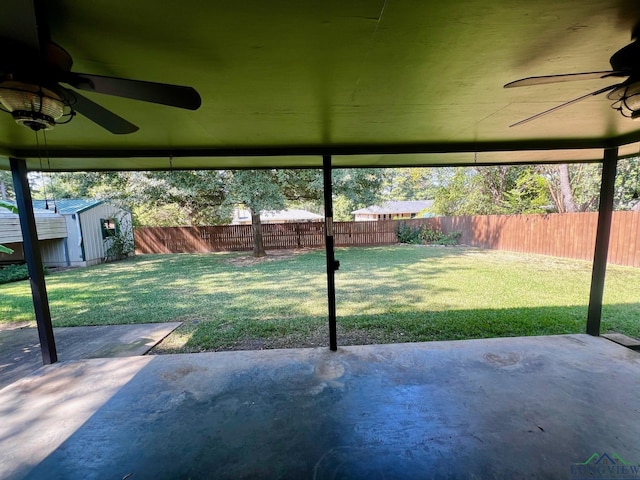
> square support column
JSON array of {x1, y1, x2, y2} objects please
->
[
  {"x1": 10, "y1": 158, "x2": 57, "y2": 364},
  {"x1": 586, "y1": 147, "x2": 618, "y2": 336},
  {"x1": 323, "y1": 155, "x2": 338, "y2": 351}
]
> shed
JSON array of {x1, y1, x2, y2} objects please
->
[
  {"x1": 0, "y1": 206, "x2": 67, "y2": 266},
  {"x1": 352, "y1": 200, "x2": 435, "y2": 221},
  {"x1": 31, "y1": 199, "x2": 133, "y2": 267}
]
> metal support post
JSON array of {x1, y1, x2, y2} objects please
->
[
  {"x1": 323, "y1": 155, "x2": 339, "y2": 351},
  {"x1": 10, "y1": 158, "x2": 58, "y2": 364},
  {"x1": 586, "y1": 147, "x2": 618, "y2": 336}
]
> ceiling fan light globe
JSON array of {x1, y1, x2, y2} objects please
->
[
  {"x1": 0, "y1": 81, "x2": 65, "y2": 129},
  {"x1": 624, "y1": 95, "x2": 640, "y2": 112}
]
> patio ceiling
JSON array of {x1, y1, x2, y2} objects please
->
[{"x1": 2, "y1": 0, "x2": 640, "y2": 171}]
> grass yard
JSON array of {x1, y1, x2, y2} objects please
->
[{"x1": 0, "y1": 246, "x2": 639, "y2": 352}]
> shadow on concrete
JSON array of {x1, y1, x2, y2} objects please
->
[{"x1": 0, "y1": 323, "x2": 181, "y2": 390}]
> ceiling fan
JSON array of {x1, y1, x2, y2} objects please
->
[
  {"x1": 0, "y1": 0, "x2": 201, "y2": 134},
  {"x1": 505, "y1": 35, "x2": 640, "y2": 127}
]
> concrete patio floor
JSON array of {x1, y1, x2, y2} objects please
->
[
  {"x1": 1, "y1": 334, "x2": 639, "y2": 479},
  {"x1": 0, "y1": 322, "x2": 182, "y2": 389}
]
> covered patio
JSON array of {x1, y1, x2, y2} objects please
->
[
  {"x1": 1, "y1": 0, "x2": 639, "y2": 478},
  {"x1": 3, "y1": 335, "x2": 640, "y2": 479}
]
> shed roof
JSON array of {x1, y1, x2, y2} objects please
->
[
  {"x1": 32, "y1": 199, "x2": 104, "y2": 215},
  {"x1": 0, "y1": 205, "x2": 63, "y2": 218},
  {"x1": 353, "y1": 200, "x2": 434, "y2": 215}
]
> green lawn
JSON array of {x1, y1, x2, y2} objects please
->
[{"x1": 1, "y1": 246, "x2": 639, "y2": 352}]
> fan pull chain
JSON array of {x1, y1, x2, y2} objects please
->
[
  {"x1": 43, "y1": 130, "x2": 58, "y2": 214},
  {"x1": 35, "y1": 130, "x2": 49, "y2": 210}
]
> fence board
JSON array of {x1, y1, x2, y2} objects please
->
[{"x1": 134, "y1": 211, "x2": 640, "y2": 267}]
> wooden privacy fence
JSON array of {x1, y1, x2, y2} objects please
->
[
  {"x1": 415, "y1": 211, "x2": 640, "y2": 267},
  {"x1": 134, "y1": 222, "x2": 326, "y2": 254},
  {"x1": 134, "y1": 211, "x2": 640, "y2": 267}
]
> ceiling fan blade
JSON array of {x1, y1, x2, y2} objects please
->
[
  {"x1": 60, "y1": 88, "x2": 139, "y2": 134},
  {"x1": 65, "y1": 73, "x2": 202, "y2": 110},
  {"x1": 509, "y1": 84, "x2": 621, "y2": 127},
  {"x1": 505, "y1": 71, "x2": 627, "y2": 88}
]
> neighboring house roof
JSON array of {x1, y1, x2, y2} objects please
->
[
  {"x1": 32, "y1": 199, "x2": 105, "y2": 214},
  {"x1": 352, "y1": 200, "x2": 434, "y2": 215},
  {"x1": 234, "y1": 209, "x2": 323, "y2": 223}
]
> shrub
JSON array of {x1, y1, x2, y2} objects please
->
[
  {"x1": 420, "y1": 226, "x2": 443, "y2": 243},
  {"x1": 397, "y1": 223, "x2": 423, "y2": 244},
  {"x1": 397, "y1": 222, "x2": 461, "y2": 246},
  {"x1": 439, "y1": 230, "x2": 462, "y2": 246},
  {"x1": 104, "y1": 213, "x2": 135, "y2": 262},
  {"x1": 105, "y1": 227, "x2": 135, "y2": 261},
  {"x1": 0, "y1": 264, "x2": 49, "y2": 284}
]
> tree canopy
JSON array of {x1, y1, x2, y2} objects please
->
[{"x1": 18, "y1": 157, "x2": 637, "y2": 231}]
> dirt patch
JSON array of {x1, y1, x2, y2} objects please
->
[{"x1": 224, "y1": 248, "x2": 317, "y2": 267}]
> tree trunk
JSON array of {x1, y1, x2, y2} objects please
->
[
  {"x1": 559, "y1": 164, "x2": 579, "y2": 212},
  {"x1": 250, "y1": 207, "x2": 266, "y2": 257}
]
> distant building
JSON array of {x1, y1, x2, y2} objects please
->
[
  {"x1": 352, "y1": 200, "x2": 434, "y2": 221},
  {"x1": 232, "y1": 209, "x2": 323, "y2": 225}
]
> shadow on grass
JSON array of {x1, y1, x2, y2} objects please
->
[
  {"x1": 4, "y1": 248, "x2": 468, "y2": 327},
  {"x1": 153, "y1": 303, "x2": 640, "y2": 353}
]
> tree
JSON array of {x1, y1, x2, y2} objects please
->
[
  {"x1": 332, "y1": 169, "x2": 386, "y2": 220},
  {"x1": 0, "y1": 171, "x2": 14, "y2": 201},
  {"x1": 432, "y1": 168, "x2": 476, "y2": 216},
  {"x1": 225, "y1": 170, "x2": 286, "y2": 257},
  {"x1": 614, "y1": 157, "x2": 640, "y2": 211},
  {"x1": 48, "y1": 171, "x2": 128, "y2": 200},
  {"x1": 272, "y1": 168, "x2": 386, "y2": 221},
  {"x1": 225, "y1": 168, "x2": 386, "y2": 254},
  {"x1": 134, "y1": 171, "x2": 229, "y2": 225},
  {"x1": 49, "y1": 170, "x2": 230, "y2": 225},
  {"x1": 501, "y1": 169, "x2": 550, "y2": 214},
  {"x1": 431, "y1": 166, "x2": 550, "y2": 216},
  {"x1": 382, "y1": 168, "x2": 436, "y2": 201},
  {"x1": 543, "y1": 164, "x2": 601, "y2": 213}
]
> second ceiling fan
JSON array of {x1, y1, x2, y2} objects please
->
[{"x1": 505, "y1": 33, "x2": 640, "y2": 127}]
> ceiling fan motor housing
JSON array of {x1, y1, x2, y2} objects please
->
[{"x1": 609, "y1": 40, "x2": 640, "y2": 72}]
